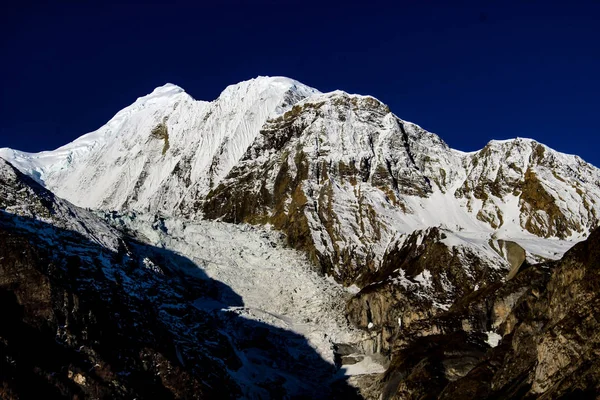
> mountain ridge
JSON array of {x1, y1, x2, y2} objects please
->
[
  {"x1": 2, "y1": 77, "x2": 599, "y2": 281},
  {"x1": 2, "y1": 76, "x2": 600, "y2": 399}
]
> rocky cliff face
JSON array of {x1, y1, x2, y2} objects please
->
[
  {"x1": 3, "y1": 79, "x2": 599, "y2": 253},
  {"x1": 200, "y1": 90, "x2": 600, "y2": 287},
  {"x1": 201, "y1": 91, "x2": 465, "y2": 284},
  {"x1": 0, "y1": 159, "x2": 241, "y2": 398},
  {"x1": 344, "y1": 227, "x2": 509, "y2": 355},
  {"x1": 456, "y1": 139, "x2": 600, "y2": 239},
  {"x1": 350, "y1": 227, "x2": 600, "y2": 399},
  {"x1": 0, "y1": 221, "x2": 241, "y2": 399}
]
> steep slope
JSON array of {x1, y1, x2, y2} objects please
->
[
  {"x1": 0, "y1": 158, "x2": 363, "y2": 399},
  {"x1": 3, "y1": 78, "x2": 598, "y2": 256},
  {"x1": 457, "y1": 138, "x2": 600, "y2": 239},
  {"x1": 202, "y1": 91, "x2": 467, "y2": 282},
  {"x1": 0, "y1": 77, "x2": 318, "y2": 213},
  {"x1": 196, "y1": 87, "x2": 600, "y2": 393},
  {"x1": 0, "y1": 158, "x2": 242, "y2": 398},
  {"x1": 98, "y1": 210, "x2": 379, "y2": 374}
]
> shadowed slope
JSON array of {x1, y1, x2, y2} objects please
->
[{"x1": 0, "y1": 158, "x2": 359, "y2": 399}]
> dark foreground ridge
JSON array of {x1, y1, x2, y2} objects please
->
[{"x1": 0, "y1": 212, "x2": 358, "y2": 399}]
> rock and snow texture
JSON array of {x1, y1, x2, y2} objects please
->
[
  {"x1": 2, "y1": 77, "x2": 599, "y2": 250},
  {"x1": 0, "y1": 158, "x2": 121, "y2": 252},
  {"x1": 2, "y1": 76, "x2": 600, "y2": 398},
  {"x1": 1, "y1": 151, "x2": 371, "y2": 369},
  {"x1": 201, "y1": 88, "x2": 600, "y2": 285},
  {"x1": 2, "y1": 76, "x2": 598, "y2": 286},
  {"x1": 0, "y1": 157, "x2": 373, "y2": 398},
  {"x1": 456, "y1": 138, "x2": 600, "y2": 240},
  {"x1": 2, "y1": 76, "x2": 599, "y2": 308}
]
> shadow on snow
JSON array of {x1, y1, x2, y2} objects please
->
[{"x1": 0, "y1": 210, "x2": 360, "y2": 399}]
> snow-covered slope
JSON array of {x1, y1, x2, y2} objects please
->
[
  {"x1": 0, "y1": 157, "x2": 121, "y2": 252},
  {"x1": 457, "y1": 138, "x2": 600, "y2": 240},
  {"x1": 0, "y1": 77, "x2": 318, "y2": 213},
  {"x1": 100, "y1": 210, "x2": 369, "y2": 369}
]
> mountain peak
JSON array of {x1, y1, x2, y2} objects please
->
[
  {"x1": 3, "y1": 76, "x2": 599, "y2": 244},
  {"x1": 152, "y1": 82, "x2": 185, "y2": 94},
  {"x1": 133, "y1": 83, "x2": 188, "y2": 105},
  {"x1": 218, "y1": 76, "x2": 320, "y2": 101},
  {"x1": 248, "y1": 75, "x2": 314, "y2": 89}
]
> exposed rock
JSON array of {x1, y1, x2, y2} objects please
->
[
  {"x1": 203, "y1": 92, "x2": 468, "y2": 285},
  {"x1": 345, "y1": 227, "x2": 508, "y2": 355},
  {"x1": 456, "y1": 139, "x2": 600, "y2": 239},
  {"x1": 355, "y1": 228, "x2": 600, "y2": 399},
  {"x1": 3, "y1": 78, "x2": 600, "y2": 399},
  {"x1": 0, "y1": 219, "x2": 238, "y2": 400},
  {"x1": 493, "y1": 239, "x2": 526, "y2": 280},
  {"x1": 149, "y1": 116, "x2": 170, "y2": 155}
]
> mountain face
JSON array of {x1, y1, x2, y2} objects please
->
[
  {"x1": 201, "y1": 91, "x2": 600, "y2": 285},
  {"x1": 2, "y1": 76, "x2": 600, "y2": 399},
  {"x1": 0, "y1": 158, "x2": 239, "y2": 398},
  {"x1": 3, "y1": 78, "x2": 599, "y2": 250}
]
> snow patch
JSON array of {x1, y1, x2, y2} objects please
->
[
  {"x1": 486, "y1": 331, "x2": 502, "y2": 348},
  {"x1": 414, "y1": 269, "x2": 433, "y2": 288},
  {"x1": 342, "y1": 355, "x2": 386, "y2": 376}
]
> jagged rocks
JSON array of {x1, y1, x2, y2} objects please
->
[
  {"x1": 345, "y1": 228, "x2": 509, "y2": 355},
  {"x1": 457, "y1": 139, "x2": 600, "y2": 239},
  {"x1": 3, "y1": 78, "x2": 600, "y2": 399},
  {"x1": 149, "y1": 116, "x2": 170, "y2": 155},
  {"x1": 0, "y1": 221, "x2": 240, "y2": 400},
  {"x1": 202, "y1": 95, "x2": 600, "y2": 296},
  {"x1": 202, "y1": 91, "x2": 465, "y2": 285}
]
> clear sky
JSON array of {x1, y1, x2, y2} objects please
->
[{"x1": 2, "y1": 1, "x2": 599, "y2": 165}]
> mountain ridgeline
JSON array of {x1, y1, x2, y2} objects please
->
[{"x1": 1, "y1": 76, "x2": 600, "y2": 399}]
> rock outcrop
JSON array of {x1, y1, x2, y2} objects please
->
[{"x1": 352, "y1": 228, "x2": 600, "y2": 399}]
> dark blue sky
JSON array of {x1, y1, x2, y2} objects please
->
[{"x1": 2, "y1": 1, "x2": 599, "y2": 165}]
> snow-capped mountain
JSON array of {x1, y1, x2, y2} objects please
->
[
  {"x1": 3, "y1": 78, "x2": 598, "y2": 260},
  {"x1": 2, "y1": 76, "x2": 600, "y2": 399},
  {"x1": 201, "y1": 88, "x2": 600, "y2": 284},
  {"x1": 0, "y1": 77, "x2": 318, "y2": 212}
]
